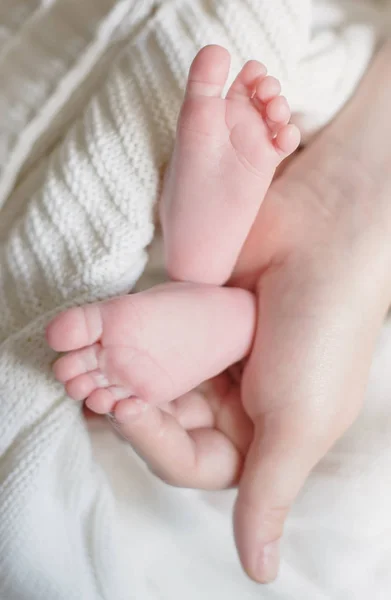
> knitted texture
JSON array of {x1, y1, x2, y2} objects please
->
[{"x1": 0, "y1": 0, "x2": 381, "y2": 597}]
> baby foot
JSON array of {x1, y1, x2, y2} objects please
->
[
  {"x1": 46, "y1": 283, "x2": 255, "y2": 415},
  {"x1": 161, "y1": 45, "x2": 300, "y2": 285}
]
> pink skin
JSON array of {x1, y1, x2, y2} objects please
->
[
  {"x1": 104, "y1": 42, "x2": 391, "y2": 585},
  {"x1": 47, "y1": 283, "x2": 256, "y2": 414},
  {"x1": 160, "y1": 45, "x2": 300, "y2": 285},
  {"x1": 47, "y1": 45, "x2": 299, "y2": 416},
  {"x1": 48, "y1": 41, "x2": 391, "y2": 586}
]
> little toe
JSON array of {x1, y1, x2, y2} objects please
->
[
  {"x1": 265, "y1": 95, "x2": 291, "y2": 126},
  {"x1": 66, "y1": 370, "x2": 109, "y2": 401},
  {"x1": 274, "y1": 124, "x2": 301, "y2": 156},
  {"x1": 53, "y1": 344, "x2": 100, "y2": 383},
  {"x1": 186, "y1": 45, "x2": 231, "y2": 98},
  {"x1": 256, "y1": 75, "x2": 281, "y2": 104},
  {"x1": 46, "y1": 304, "x2": 103, "y2": 352},
  {"x1": 226, "y1": 60, "x2": 267, "y2": 100},
  {"x1": 86, "y1": 387, "x2": 130, "y2": 415}
]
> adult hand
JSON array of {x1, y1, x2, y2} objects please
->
[
  {"x1": 109, "y1": 42, "x2": 391, "y2": 583},
  {"x1": 231, "y1": 40, "x2": 391, "y2": 582}
]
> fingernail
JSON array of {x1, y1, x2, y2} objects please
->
[{"x1": 257, "y1": 540, "x2": 280, "y2": 583}]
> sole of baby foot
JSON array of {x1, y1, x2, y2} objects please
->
[
  {"x1": 161, "y1": 44, "x2": 300, "y2": 286},
  {"x1": 47, "y1": 282, "x2": 256, "y2": 416}
]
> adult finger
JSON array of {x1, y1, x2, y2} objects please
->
[
  {"x1": 234, "y1": 407, "x2": 330, "y2": 583},
  {"x1": 109, "y1": 391, "x2": 243, "y2": 490}
]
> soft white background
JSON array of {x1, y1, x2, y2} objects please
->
[{"x1": 1, "y1": 1, "x2": 391, "y2": 598}]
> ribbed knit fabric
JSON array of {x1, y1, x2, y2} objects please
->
[{"x1": 0, "y1": 1, "x2": 384, "y2": 598}]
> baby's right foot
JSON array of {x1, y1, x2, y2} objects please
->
[{"x1": 161, "y1": 45, "x2": 300, "y2": 285}]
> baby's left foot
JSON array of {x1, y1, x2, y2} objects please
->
[
  {"x1": 161, "y1": 45, "x2": 300, "y2": 285},
  {"x1": 46, "y1": 283, "x2": 255, "y2": 415}
]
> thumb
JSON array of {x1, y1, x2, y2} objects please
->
[
  {"x1": 232, "y1": 243, "x2": 385, "y2": 583},
  {"x1": 234, "y1": 408, "x2": 326, "y2": 583}
]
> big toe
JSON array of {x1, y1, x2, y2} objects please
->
[
  {"x1": 46, "y1": 304, "x2": 103, "y2": 352},
  {"x1": 186, "y1": 44, "x2": 231, "y2": 98}
]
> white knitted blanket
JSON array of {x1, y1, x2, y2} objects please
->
[{"x1": 0, "y1": 1, "x2": 388, "y2": 598}]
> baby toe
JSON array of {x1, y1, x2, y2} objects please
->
[
  {"x1": 66, "y1": 370, "x2": 109, "y2": 401},
  {"x1": 227, "y1": 60, "x2": 267, "y2": 100},
  {"x1": 86, "y1": 387, "x2": 130, "y2": 415},
  {"x1": 113, "y1": 397, "x2": 147, "y2": 423},
  {"x1": 46, "y1": 304, "x2": 103, "y2": 352},
  {"x1": 274, "y1": 124, "x2": 301, "y2": 156},
  {"x1": 256, "y1": 76, "x2": 281, "y2": 104},
  {"x1": 53, "y1": 344, "x2": 100, "y2": 383},
  {"x1": 266, "y1": 95, "x2": 291, "y2": 125},
  {"x1": 186, "y1": 45, "x2": 231, "y2": 98}
]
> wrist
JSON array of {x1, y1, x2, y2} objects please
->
[
  {"x1": 318, "y1": 39, "x2": 391, "y2": 226},
  {"x1": 294, "y1": 39, "x2": 391, "y2": 285}
]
